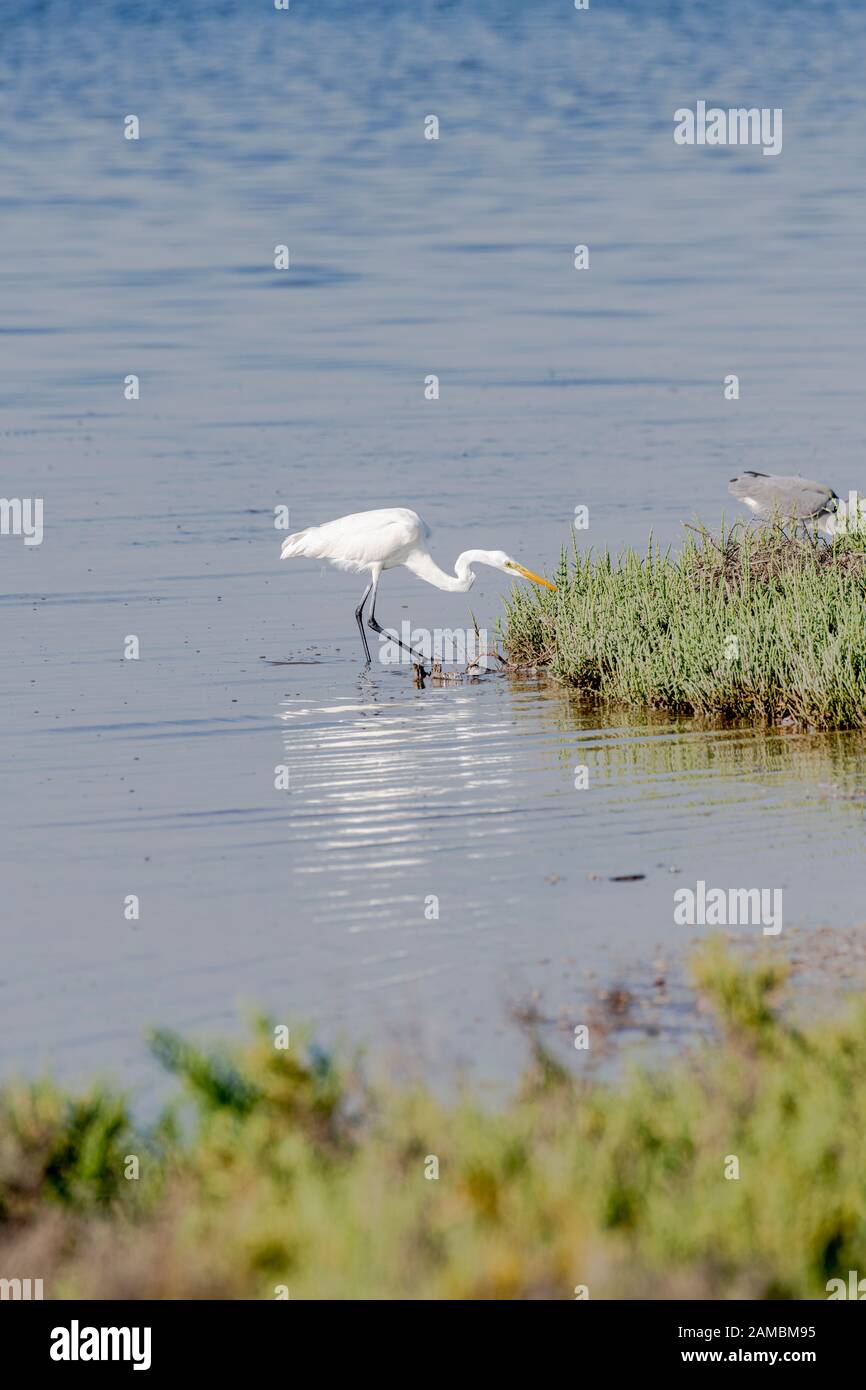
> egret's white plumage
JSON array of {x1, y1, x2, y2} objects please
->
[
  {"x1": 280, "y1": 508, "x2": 431, "y2": 575},
  {"x1": 280, "y1": 506, "x2": 554, "y2": 672}
]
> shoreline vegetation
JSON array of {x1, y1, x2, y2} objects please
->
[
  {"x1": 2, "y1": 946, "x2": 866, "y2": 1299},
  {"x1": 503, "y1": 524, "x2": 866, "y2": 730}
]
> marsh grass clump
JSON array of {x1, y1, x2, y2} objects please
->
[
  {"x1": 2, "y1": 951, "x2": 866, "y2": 1299},
  {"x1": 503, "y1": 524, "x2": 866, "y2": 729}
]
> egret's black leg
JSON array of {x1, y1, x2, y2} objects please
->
[
  {"x1": 367, "y1": 581, "x2": 429, "y2": 675},
  {"x1": 355, "y1": 581, "x2": 373, "y2": 665}
]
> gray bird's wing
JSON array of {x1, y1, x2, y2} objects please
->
[{"x1": 728, "y1": 472, "x2": 837, "y2": 519}]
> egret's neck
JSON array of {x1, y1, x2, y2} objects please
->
[{"x1": 404, "y1": 549, "x2": 488, "y2": 592}]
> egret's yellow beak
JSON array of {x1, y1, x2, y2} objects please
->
[{"x1": 509, "y1": 562, "x2": 556, "y2": 591}]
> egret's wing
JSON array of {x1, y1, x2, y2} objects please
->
[{"x1": 284, "y1": 508, "x2": 428, "y2": 568}]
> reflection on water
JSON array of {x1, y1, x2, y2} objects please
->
[
  {"x1": 290, "y1": 677, "x2": 866, "y2": 1070},
  {"x1": 2, "y1": 645, "x2": 865, "y2": 1102},
  {"x1": 277, "y1": 678, "x2": 866, "y2": 939},
  {"x1": 270, "y1": 677, "x2": 866, "y2": 1082}
]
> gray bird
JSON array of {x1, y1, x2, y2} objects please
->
[{"x1": 727, "y1": 471, "x2": 839, "y2": 531}]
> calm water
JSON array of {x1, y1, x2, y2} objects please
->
[{"x1": 2, "y1": 0, "x2": 865, "y2": 1101}]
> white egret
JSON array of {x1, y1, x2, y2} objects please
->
[
  {"x1": 728, "y1": 471, "x2": 839, "y2": 530},
  {"x1": 280, "y1": 507, "x2": 555, "y2": 670}
]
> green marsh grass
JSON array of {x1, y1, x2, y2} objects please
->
[
  {"x1": 2, "y1": 947, "x2": 866, "y2": 1299},
  {"x1": 503, "y1": 524, "x2": 866, "y2": 729}
]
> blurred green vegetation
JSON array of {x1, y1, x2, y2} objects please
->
[{"x1": 2, "y1": 945, "x2": 865, "y2": 1299}]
